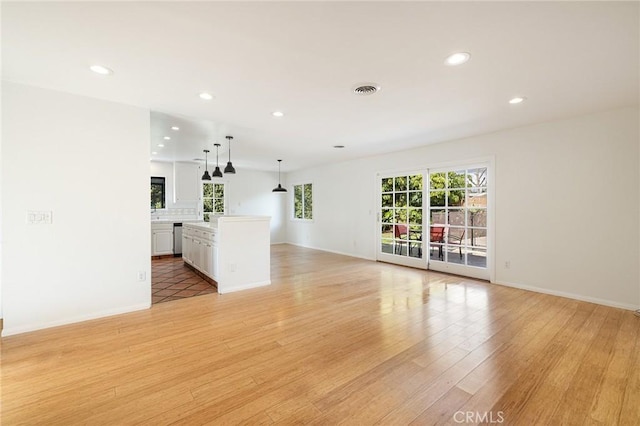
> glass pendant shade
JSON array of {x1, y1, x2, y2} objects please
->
[
  {"x1": 272, "y1": 159, "x2": 287, "y2": 192},
  {"x1": 213, "y1": 143, "x2": 223, "y2": 178},
  {"x1": 224, "y1": 135, "x2": 236, "y2": 174},
  {"x1": 202, "y1": 149, "x2": 211, "y2": 180}
]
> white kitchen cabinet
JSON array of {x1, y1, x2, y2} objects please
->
[
  {"x1": 151, "y1": 223, "x2": 173, "y2": 255},
  {"x1": 192, "y1": 238, "x2": 202, "y2": 270},
  {"x1": 211, "y1": 244, "x2": 219, "y2": 280},
  {"x1": 182, "y1": 233, "x2": 192, "y2": 264},
  {"x1": 173, "y1": 162, "x2": 199, "y2": 203},
  {"x1": 203, "y1": 241, "x2": 213, "y2": 276}
]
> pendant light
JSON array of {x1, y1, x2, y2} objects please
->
[
  {"x1": 272, "y1": 159, "x2": 287, "y2": 192},
  {"x1": 212, "y1": 143, "x2": 223, "y2": 178},
  {"x1": 224, "y1": 135, "x2": 236, "y2": 174},
  {"x1": 201, "y1": 149, "x2": 211, "y2": 180}
]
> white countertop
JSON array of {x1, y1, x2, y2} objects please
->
[{"x1": 183, "y1": 215, "x2": 271, "y2": 231}]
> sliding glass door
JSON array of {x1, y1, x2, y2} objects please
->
[
  {"x1": 427, "y1": 166, "x2": 489, "y2": 280},
  {"x1": 376, "y1": 163, "x2": 490, "y2": 280},
  {"x1": 377, "y1": 172, "x2": 426, "y2": 268}
]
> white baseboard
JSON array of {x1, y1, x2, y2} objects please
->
[
  {"x1": 1, "y1": 302, "x2": 151, "y2": 337},
  {"x1": 219, "y1": 280, "x2": 271, "y2": 294},
  {"x1": 493, "y1": 280, "x2": 639, "y2": 311},
  {"x1": 285, "y1": 242, "x2": 375, "y2": 261}
]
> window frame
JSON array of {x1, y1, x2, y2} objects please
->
[
  {"x1": 201, "y1": 180, "x2": 227, "y2": 221},
  {"x1": 292, "y1": 182, "x2": 313, "y2": 221},
  {"x1": 151, "y1": 176, "x2": 166, "y2": 209}
]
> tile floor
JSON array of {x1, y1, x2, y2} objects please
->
[{"x1": 152, "y1": 256, "x2": 217, "y2": 304}]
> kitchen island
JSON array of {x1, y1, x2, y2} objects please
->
[{"x1": 182, "y1": 215, "x2": 271, "y2": 294}]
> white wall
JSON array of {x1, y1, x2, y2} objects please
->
[
  {"x1": 286, "y1": 107, "x2": 640, "y2": 310},
  {"x1": 1, "y1": 83, "x2": 151, "y2": 335},
  {"x1": 149, "y1": 160, "x2": 199, "y2": 211},
  {"x1": 226, "y1": 168, "x2": 287, "y2": 243}
]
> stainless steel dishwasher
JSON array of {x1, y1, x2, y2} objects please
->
[{"x1": 173, "y1": 223, "x2": 183, "y2": 256}]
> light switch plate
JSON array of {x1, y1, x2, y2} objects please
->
[{"x1": 27, "y1": 210, "x2": 53, "y2": 224}]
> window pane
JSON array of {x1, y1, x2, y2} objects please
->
[
  {"x1": 381, "y1": 209, "x2": 393, "y2": 224},
  {"x1": 381, "y1": 177, "x2": 393, "y2": 192},
  {"x1": 408, "y1": 241, "x2": 423, "y2": 259},
  {"x1": 394, "y1": 193, "x2": 407, "y2": 208},
  {"x1": 203, "y1": 198, "x2": 213, "y2": 213},
  {"x1": 214, "y1": 184, "x2": 224, "y2": 198},
  {"x1": 447, "y1": 189, "x2": 465, "y2": 207},
  {"x1": 448, "y1": 209, "x2": 465, "y2": 226},
  {"x1": 381, "y1": 238, "x2": 394, "y2": 254},
  {"x1": 468, "y1": 188, "x2": 487, "y2": 208},
  {"x1": 204, "y1": 213, "x2": 210, "y2": 222},
  {"x1": 447, "y1": 226, "x2": 466, "y2": 246},
  {"x1": 150, "y1": 177, "x2": 165, "y2": 209},
  {"x1": 430, "y1": 173, "x2": 445, "y2": 190},
  {"x1": 468, "y1": 247, "x2": 487, "y2": 268},
  {"x1": 409, "y1": 174, "x2": 423, "y2": 190},
  {"x1": 409, "y1": 191, "x2": 422, "y2": 207},
  {"x1": 467, "y1": 168, "x2": 487, "y2": 188},
  {"x1": 409, "y1": 225, "x2": 422, "y2": 241},
  {"x1": 430, "y1": 209, "x2": 445, "y2": 225},
  {"x1": 151, "y1": 184, "x2": 164, "y2": 209},
  {"x1": 203, "y1": 183, "x2": 213, "y2": 198},
  {"x1": 294, "y1": 185, "x2": 303, "y2": 219},
  {"x1": 381, "y1": 193, "x2": 393, "y2": 208},
  {"x1": 468, "y1": 209, "x2": 487, "y2": 227},
  {"x1": 468, "y1": 228, "x2": 487, "y2": 248},
  {"x1": 304, "y1": 184, "x2": 313, "y2": 219},
  {"x1": 381, "y1": 224, "x2": 393, "y2": 239},
  {"x1": 445, "y1": 245, "x2": 465, "y2": 264},
  {"x1": 448, "y1": 170, "x2": 466, "y2": 189},
  {"x1": 429, "y1": 243, "x2": 444, "y2": 261},
  {"x1": 430, "y1": 190, "x2": 445, "y2": 207},
  {"x1": 214, "y1": 198, "x2": 224, "y2": 213},
  {"x1": 394, "y1": 176, "x2": 407, "y2": 191},
  {"x1": 394, "y1": 209, "x2": 407, "y2": 224},
  {"x1": 408, "y1": 208, "x2": 422, "y2": 225}
]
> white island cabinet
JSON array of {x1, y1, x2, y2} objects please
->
[
  {"x1": 182, "y1": 216, "x2": 271, "y2": 294},
  {"x1": 151, "y1": 222, "x2": 173, "y2": 256}
]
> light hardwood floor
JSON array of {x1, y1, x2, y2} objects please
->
[{"x1": 2, "y1": 244, "x2": 639, "y2": 425}]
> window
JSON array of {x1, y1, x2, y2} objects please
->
[
  {"x1": 202, "y1": 182, "x2": 225, "y2": 221},
  {"x1": 151, "y1": 177, "x2": 165, "y2": 209},
  {"x1": 293, "y1": 183, "x2": 313, "y2": 220}
]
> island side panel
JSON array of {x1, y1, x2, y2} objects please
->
[{"x1": 218, "y1": 218, "x2": 271, "y2": 294}]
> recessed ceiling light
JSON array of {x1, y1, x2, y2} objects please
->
[
  {"x1": 272, "y1": 111, "x2": 284, "y2": 117},
  {"x1": 171, "y1": 126, "x2": 180, "y2": 131},
  {"x1": 509, "y1": 96, "x2": 526, "y2": 104},
  {"x1": 164, "y1": 136, "x2": 171, "y2": 140},
  {"x1": 158, "y1": 144, "x2": 165, "y2": 148},
  {"x1": 444, "y1": 52, "x2": 470, "y2": 66},
  {"x1": 333, "y1": 145, "x2": 345, "y2": 149},
  {"x1": 89, "y1": 65, "x2": 113, "y2": 75},
  {"x1": 151, "y1": 151, "x2": 158, "y2": 155},
  {"x1": 199, "y1": 92, "x2": 213, "y2": 100}
]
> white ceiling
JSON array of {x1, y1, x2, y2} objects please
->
[{"x1": 3, "y1": 2, "x2": 638, "y2": 172}]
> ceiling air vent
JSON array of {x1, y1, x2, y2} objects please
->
[{"x1": 353, "y1": 83, "x2": 380, "y2": 96}]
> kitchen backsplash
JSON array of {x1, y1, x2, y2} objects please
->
[{"x1": 150, "y1": 208, "x2": 198, "y2": 221}]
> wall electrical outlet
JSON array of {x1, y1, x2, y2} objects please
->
[
  {"x1": 137, "y1": 271, "x2": 146, "y2": 281},
  {"x1": 504, "y1": 261, "x2": 511, "y2": 269},
  {"x1": 27, "y1": 210, "x2": 53, "y2": 224}
]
